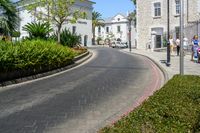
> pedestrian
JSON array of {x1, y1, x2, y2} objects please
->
[
  {"x1": 169, "y1": 35, "x2": 174, "y2": 55},
  {"x1": 191, "y1": 35, "x2": 200, "y2": 61},
  {"x1": 176, "y1": 37, "x2": 180, "y2": 56}
]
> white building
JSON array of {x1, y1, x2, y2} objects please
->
[
  {"x1": 15, "y1": 0, "x2": 95, "y2": 47},
  {"x1": 137, "y1": 0, "x2": 200, "y2": 50},
  {"x1": 95, "y1": 13, "x2": 136, "y2": 47}
]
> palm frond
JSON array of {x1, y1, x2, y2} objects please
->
[
  {"x1": 0, "y1": 0, "x2": 19, "y2": 35},
  {"x1": 23, "y1": 22, "x2": 53, "y2": 39}
]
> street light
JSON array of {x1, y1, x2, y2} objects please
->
[
  {"x1": 180, "y1": 0, "x2": 184, "y2": 75},
  {"x1": 127, "y1": 13, "x2": 132, "y2": 52},
  {"x1": 166, "y1": 0, "x2": 171, "y2": 66}
]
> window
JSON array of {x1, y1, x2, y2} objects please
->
[
  {"x1": 72, "y1": 26, "x2": 76, "y2": 34},
  {"x1": 106, "y1": 27, "x2": 109, "y2": 33},
  {"x1": 175, "y1": 27, "x2": 180, "y2": 39},
  {"x1": 118, "y1": 18, "x2": 120, "y2": 21},
  {"x1": 175, "y1": 0, "x2": 180, "y2": 15},
  {"x1": 117, "y1": 26, "x2": 121, "y2": 32},
  {"x1": 98, "y1": 26, "x2": 101, "y2": 33},
  {"x1": 154, "y1": 2, "x2": 161, "y2": 17}
]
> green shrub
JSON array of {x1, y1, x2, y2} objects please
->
[
  {"x1": 22, "y1": 22, "x2": 53, "y2": 40},
  {"x1": 100, "y1": 75, "x2": 200, "y2": 133},
  {"x1": 0, "y1": 39, "x2": 76, "y2": 73},
  {"x1": 51, "y1": 28, "x2": 81, "y2": 47},
  {"x1": 11, "y1": 31, "x2": 21, "y2": 37}
]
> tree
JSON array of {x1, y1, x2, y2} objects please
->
[
  {"x1": 92, "y1": 11, "x2": 104, "y2": 45},
  {"x1": 0, "y1": 0, "x2": 19, "y2": 36},
  {"x1": 23, "y1": 22, "x2": 53, "y2": 40},
  {"x1": 131, "y1": 0, "x2": 136, "y2": 5},
  {"x1": 128, "y1": 11, "x2": 136, "y2": 27},
  {"x1": 26, "y1": 0, "x2": 86, "y2": 43}
]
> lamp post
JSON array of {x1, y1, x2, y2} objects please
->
[
  {"x1": 166, "y1": 0, "x2": 171, "y2": 66},
  {"x1": 180, "y1": 0, "x2": 184, "y2": 75},
  {"x1": 128, "y1": 13, "x2": 132, "y2": 52}
]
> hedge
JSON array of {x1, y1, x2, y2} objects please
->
[
  {"x1": 100, "y1": 75, "x2": 200, "y2": 133},
  {"x1": 0, "y1": 39, "x2": 78, "y2": 82}
]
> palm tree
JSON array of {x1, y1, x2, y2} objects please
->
[
  {"x1": 92, "y1": 11, "x2": 104, "y2": 45},
  {"x1": 131, "y1": 0, "x2": 136, "y2": 5},
  {"x1": 128, "y1": 11, "x2": 136, "y2": 27},
  {"x1": 23, "y1": 22, "x2": 53, "y2": 40},
  {"x1": 0, "y1": 0, "x2": 19, "y2": 36}
]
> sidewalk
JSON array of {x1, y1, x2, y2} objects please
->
[{"x1": 122, "y1": 48, "x2": 200, "y2": 79}]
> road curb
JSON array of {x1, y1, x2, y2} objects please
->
[
  {"x1": 120, "y1": 50, "x2": 169, "y2": 84},
  {"x1": 0, "y1": 51, "x2": 93, "y2": 87}
]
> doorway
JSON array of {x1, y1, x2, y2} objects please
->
[
  {"x1": 155, "y1": 35, "x2": 162, "y2": 48},
  {"x1": 84, "y1": 35, "x2": 88, "y2": 46},
  {"x1": 151, "y1": 27, "x2": 163, "y2": 48}
]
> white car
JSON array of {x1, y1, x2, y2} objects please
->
[
  {"x1": 115, "y1": 41, "x2": 127, "y2": 48},
  {"x1": 111, "y1": 42, "x2": 116, "y2": 48},
  {"x1": 115, "y1": 41, "x2": 122, "y2": 48},
  {"x1": 121, "y1": 42, "x2": 128, "y2": 48}
]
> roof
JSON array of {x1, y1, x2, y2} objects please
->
[
  {"x1": 103, "y1": 13, "x2": 128, "y2": 24},
  {"x1": 112, "y1": 13, "x2": 127, "y2": 19},
  {"x1": 85, "y1": 0, "x2": 96, "y2": 4}
]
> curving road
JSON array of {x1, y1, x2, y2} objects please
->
[{"x1": 0, "y1": 47, "x2": 164, "y2": 133}]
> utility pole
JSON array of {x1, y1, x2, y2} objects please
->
[
  {"x1": 180, "y1": 0, "x2": 184, "y2": 75},
  {"x1": 128, "y1": 13, "x2": 132, "y2": 52},
  {"x1": 129, "y1": 21, "x2": 132, "y2": 52},
  {"x1": 166, "y1": 0, "x2": 170, "y2": 66}
]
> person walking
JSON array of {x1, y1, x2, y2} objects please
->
[
  {"x1": 191, "y1": 35, "x2": 200, "y2": 61},
  {"x1": 176, "y1": 37, "x2": 180, "y2": 56}
]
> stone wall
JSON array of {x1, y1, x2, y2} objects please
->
[{"x1": 137, "y1": 0, "x2": 200, "y2": 49}]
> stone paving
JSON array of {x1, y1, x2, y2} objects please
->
[{"x1": 122, "y1": 48, "x2": 200, "y2": 79}]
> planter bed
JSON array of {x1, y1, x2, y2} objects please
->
[
  {"x1": 100, "y1": 75, "x2": 200, "y2": 133},
  {"x1": 0, "y1": 39, "x2": 87, "y2": 83}
]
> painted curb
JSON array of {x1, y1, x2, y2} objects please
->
[
  {"x1": 0, "y1": 51, "x2": 92, "y2": 87},
  {"x1": 121, "y1": 49, "x2": 169, "y2": 84}
]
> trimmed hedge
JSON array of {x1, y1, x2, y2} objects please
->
[
  {"x1": 0, "y1": 40, "x2": 77, "y2": 82},
  {"x1": 100, "y1": 75, "x2": 200, "y2": 133}
]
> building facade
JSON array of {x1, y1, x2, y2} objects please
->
[
  {"x1": 15, "y1": 0, "x2": 94, "y2": 47},
  {"x1": 137, "y1": 0, "x2": 200, "y2": 50},
  {"x1": 95, "y1": 13, "x2": 136, "y2": 47}
]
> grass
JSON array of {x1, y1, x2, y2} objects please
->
[{"x1": 99, "y1": 75, "x2": 200, "y2": 133}]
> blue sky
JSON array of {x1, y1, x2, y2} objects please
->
[{"x1": 93, "y1": 0, "x2": 135, "y2": 18}]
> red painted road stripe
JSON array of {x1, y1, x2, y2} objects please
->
[{"x1": 111, "y1": 57, "x2": 164, "y2": 125}]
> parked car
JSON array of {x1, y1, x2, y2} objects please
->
[
  {"x1": 121, "y1": 42, "x2": 128, "y2": 48},
  {"x1": 115, "y1": 41, "x2": 122, "y2": 48},
  {"x1": 111, "y1": 42, "x2": 116, "y2": 48},
  {"x1": 115, "y1": 41, "x2": 128, "y2": 48}
]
